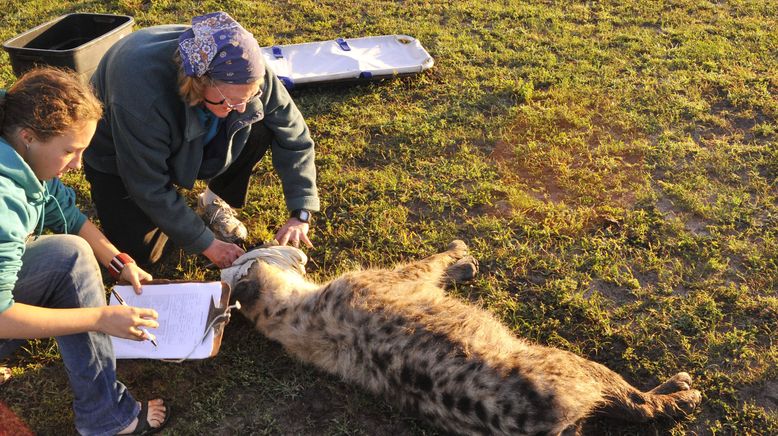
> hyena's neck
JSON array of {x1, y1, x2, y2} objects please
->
[{"x1": 259, "y1": 264, "x2": 321, "y2": 308}]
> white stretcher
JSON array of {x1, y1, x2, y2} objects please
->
[{"x1": 261, "y1": 35, "x2": 434, "y2": 89}]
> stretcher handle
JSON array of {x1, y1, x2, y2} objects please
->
[{"x1": 335, "y1": 37, "x2": 351, "y2": 51}]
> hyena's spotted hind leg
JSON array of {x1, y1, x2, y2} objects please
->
[
  {"x1": 598, "y1": 372, "x2": 702, "y2": 423},
  {"x1": 649, "y1": 372, "x2": 692, "y2": 395},
  {"x1": 442, "y1": 255, "x2": 479, "y2": 288},
  {"x1": 392, "y1": 240, "x2": 471, "y2": 284}
]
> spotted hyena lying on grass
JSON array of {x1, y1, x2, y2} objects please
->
[{"x1": 229, "y1": 241, "x2": 701, "y2": 435}]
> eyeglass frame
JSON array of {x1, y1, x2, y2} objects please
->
[{"x1": 203, "y1": 80, "x2": 263, "y2": 110}]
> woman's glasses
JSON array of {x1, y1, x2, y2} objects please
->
[{"x1": 203, "y1": 83, "x2": 262, "y2": 111}]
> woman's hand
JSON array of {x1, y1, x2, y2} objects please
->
[
  {"x1": 275, "y1": 218, "x2": 312, "y2": 248},
  {"x1": 203, "y1": 239, "x2": 245, "y2": 268},
  {"x1": 120, "y1": 263, "x2": 153, "y2": 294},
  {"x1": 98, "y1": 305, "x2": 159, "y2": 342}
]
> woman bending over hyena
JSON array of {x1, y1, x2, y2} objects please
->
[{"x1": 227, "y1": 241, "x2": 701, "y2": 435}]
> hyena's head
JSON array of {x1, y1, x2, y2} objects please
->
[{"x1": 227, "y1": 245, "x2": 309, "y2": 312}]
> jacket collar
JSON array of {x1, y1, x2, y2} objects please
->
[
  {"x1": 183, "y1": 98, "x2": 265, "y2": 142},
  {"x1": 183, "y1": 103, "x2": 207, "y2": 142}
]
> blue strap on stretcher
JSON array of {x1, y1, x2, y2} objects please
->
[
  {"x1": 272, "y1": 46, "x2": 283, "y2": 58},
  {"x1": 278, "y1": 76, "x2": 294, "y2": 90},
  {"x1": 335, "y1": 37, "x2": 351, "y2": 51}
]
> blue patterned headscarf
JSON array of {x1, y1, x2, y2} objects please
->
[{"x1": 178, "y1": 12, "x2": 264, "y2": 84}]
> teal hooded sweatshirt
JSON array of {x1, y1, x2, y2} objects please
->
[{"x1": 0, "y1": 138, "x2": 87, "y2": 313}]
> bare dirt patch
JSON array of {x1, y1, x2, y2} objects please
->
[
  {"x1": 656, "y1": 195, "x2": 711, "y2": 237},
  {"x1": 741, "y1": 379, "x2": 778, "y2": 415},
  {"x1": 585, "y1": 279, "x2": 637, "y2": 307},
  {"x1": 490, "y1": 95, "x2": 649, "y2": 211}
]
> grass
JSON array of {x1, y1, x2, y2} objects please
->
[{"x1": 1, "y1": 0, "x2": 777, "y2": 434}]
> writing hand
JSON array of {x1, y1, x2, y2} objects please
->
[{"x1": 99, "y1": 305, "x2": 159, "y2": 342}]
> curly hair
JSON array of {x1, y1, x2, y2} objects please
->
[{"x1": 0, "y1": 67, "x2": 102, "y2": 141}]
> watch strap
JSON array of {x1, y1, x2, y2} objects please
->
[{"x1": 108, "y1": 253, "x2": 135, "y2": 280}]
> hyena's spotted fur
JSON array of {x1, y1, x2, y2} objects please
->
[{"x1": 232, "y1": 241, "x2": 701, "y2": 435}]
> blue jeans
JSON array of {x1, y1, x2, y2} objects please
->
[{"x1": 0, "y1": 235, "x2": 139, "y2": 435}]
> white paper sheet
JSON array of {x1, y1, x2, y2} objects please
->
[{"x1": 109, "y1": 282, "x2": 222, "y2": 359}]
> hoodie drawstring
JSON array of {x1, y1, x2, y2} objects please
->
[{"x1": 35, "y1": 183, "x2": 68, "y2": 239}]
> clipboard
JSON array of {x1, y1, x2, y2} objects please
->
[
  {"x1": 204, "y1": 281, "x2": 231, "y2": 357},
  {"x1": 109, "y1": 280, "x2": 232, "y2": 359}
]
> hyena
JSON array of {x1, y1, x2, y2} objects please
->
[{"x1": 230, "y1": 241, "x2": 701, "y2": 435}]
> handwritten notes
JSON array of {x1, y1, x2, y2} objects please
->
[{"x1": 109, "y1": 282, "x2": 223, "y2": 359}]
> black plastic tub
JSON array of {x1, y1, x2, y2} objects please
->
[{"x1": 3, "y1": 13, "x2": 134, "y2": 82}]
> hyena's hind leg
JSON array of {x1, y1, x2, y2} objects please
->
[
  {"x1": 648, "y1": 372, "x2": 693, "y2": 395},
  {"x1": 391, "y1": 240, "x2": 472, "y2": 285},
  {"x1": 597, "y1": 372, "x2": 702, "y2": 423},
  {"x1": 441, "y1": 255, "x2": 479, "y2": 288}
]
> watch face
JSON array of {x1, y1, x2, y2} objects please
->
[{"x1": 298, "y1": 210, "x2": 310, "y2": 222}]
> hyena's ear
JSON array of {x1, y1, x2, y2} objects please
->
[{"x1": 231, "y1": 261, "x2": 263, "y2": 308}]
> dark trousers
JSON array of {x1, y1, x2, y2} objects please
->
[{"x1": 84, "y1": 124, "x2": 273, "y2": 265}]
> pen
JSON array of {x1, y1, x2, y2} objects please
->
[{"x1": 110, "y1": 288, "x2": 158, "y2": 347}]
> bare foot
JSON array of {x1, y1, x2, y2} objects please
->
[
  {"x1": 117, "y1": 399, "x2": 168, "y2": 434},
  {"x1": 0, "y1": 367, "x2": 10, "y2": 385}
]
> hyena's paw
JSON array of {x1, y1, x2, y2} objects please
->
[
  {"x1": 665, "y1": 389, "x2": 702, "y2": 417},
  {"x1": 447, "y1": 240, "x2": 469, "y2": 260},
  {"x1": 443, "y1": 256, "x2": 479, "y2": 286},
  {"x1": 649, "y1": 372, "x2": 693, "y2": 395}
]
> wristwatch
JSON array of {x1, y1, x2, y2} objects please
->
[{"x1": 291, "y1": 209, "x2": 312, "y2": 223}]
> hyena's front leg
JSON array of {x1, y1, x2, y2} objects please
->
[{"x1": 392, "y1": 240, "x2": 472, "y2": 285}]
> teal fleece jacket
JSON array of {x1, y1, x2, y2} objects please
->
[
  {"x1": 84, "y1": 25, "x2": 319, "y2": 254},
  {"x1": 0, "y1": 139, "x2": 88, "y2": 313}
]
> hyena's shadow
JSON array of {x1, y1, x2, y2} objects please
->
[{"x1": 229, "y1": 241, "x2": 701, "y2": 436}]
